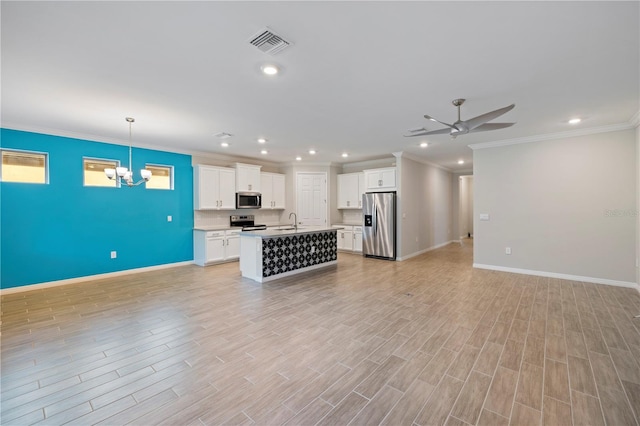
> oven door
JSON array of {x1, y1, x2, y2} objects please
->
[{"x1": 236, "y1": 192, "x2": 261, "y2": 209}]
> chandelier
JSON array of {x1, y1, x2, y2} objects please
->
[{"x1": 104, "y1": 117, "x2": 152, "y2": 187}]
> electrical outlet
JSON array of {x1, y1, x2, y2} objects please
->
[
  {"x1": 167, "y1": 215, "x2": 172, "y2": 222},
  {"x1": 505, "y1": 247, "x2": 512, "y2": 255},
  {"x1": 110, "y1": 251, "x2": 117, "y2": 259}
]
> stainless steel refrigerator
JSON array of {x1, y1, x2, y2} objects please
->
[{"x1": 362, "y1": 192, "x2": 396, "y2": 260}]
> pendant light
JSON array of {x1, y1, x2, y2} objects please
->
[{"x1": 104, "y1": 117, "x2": 152, "y2": 186}]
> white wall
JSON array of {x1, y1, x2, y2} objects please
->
[
  {"x1": 473, "y1": 129, "x2": 637, "y2": 285},
  {"x1": 398, "y1": 155, "x2": 453, "y2": 260},
  {"x1": 637, "y1": 123, "x2": 640, "y2": 286}
]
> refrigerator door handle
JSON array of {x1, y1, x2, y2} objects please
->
[{"x1": 372, "y1": 203, "x2": 377, "y2": 236}]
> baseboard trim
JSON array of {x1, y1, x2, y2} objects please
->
[
  {"x1": 473, "y1": 263, "x2": 639, "y2": 290},
  {"x1": 398, "y1": 240, "x2": 457, "y2": 261},
  {"x1": 0, "y1": 261, "x2": 195, "y2": 295}
]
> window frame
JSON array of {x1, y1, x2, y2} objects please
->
[
  {"x1": 145, "y1": 163, "x2": 174, "y2": 190},
  {"x1": 82, "y1": 157, "x2": 121, "y2": 188},
  {"x1": 0, "y1": 148, "x2": 49, "y2": 184}
]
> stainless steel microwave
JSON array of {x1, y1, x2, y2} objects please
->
[{"x1": 236, "y1": 192, "x2": 261, "y2": 209}]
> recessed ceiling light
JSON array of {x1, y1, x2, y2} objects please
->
[
  {"x1": 258, "y1": 138, "x2": 267, "y2": 144},
  {"x1": 221, "y1": 142, "x2": 229, "y2": 147},
  {"x1": 458, "y1": 160, "x2": 464, "y2": 164},
  {"x1": 261, "y1": 150, "x2": 268, "y2": 155},
  {"x1": 568, "y1": 118, "x2": 581, "y2": 125},
  {"x1": 295, "y1": 156, "x2": 302, "y2": 161},
  {"x1": 342, "y1": 153, "x2": 348, "y2": 158},
  {"x1": 261, "y1": 65, "x2": 279, "y2": 75},
  {"x1": 309, "y1": 149, "x2": 316, "y2": 155},
  {"x1": 420, "y1": 142, "x2": 428, "y2": 148}
]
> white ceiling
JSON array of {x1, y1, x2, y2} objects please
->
[{"x1": 2, "y1": 1, "x2": 638, "y2": 171}]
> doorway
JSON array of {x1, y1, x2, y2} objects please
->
[
  {"x1": 296, "y1": 172, "x2": 327, "y2": 228},
  {"x1": 459, "y1": 176, "x2": 474, "y2": 239}
]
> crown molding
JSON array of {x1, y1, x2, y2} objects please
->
[
  {"x1": 393, "y1": 151, "x2": 453, "y2": 172},
  {"x1": 469, "y1": 122, "x2": 635, "y2": 150},
  {"x1": 341, "y1": 156, "x2": 397, "y2": 170},
  {"x1": 1, "y1": 122, "x2": 281, "y2": 168}
]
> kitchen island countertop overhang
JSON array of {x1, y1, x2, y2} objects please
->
[{"x1": 239, "y1": 227, "x2": 339, "y2": 283}]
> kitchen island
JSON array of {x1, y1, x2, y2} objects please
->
[{"x1": 239, "y1": 227, "x2": 338, "y2": 283}]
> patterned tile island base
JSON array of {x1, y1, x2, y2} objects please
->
[{"x1": 239, "y1": 228, "x2": 338, "y2": 283}]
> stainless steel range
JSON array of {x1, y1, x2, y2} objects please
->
[{"x1": 230, "y1": 215, "x2": 267, "y2": 231}]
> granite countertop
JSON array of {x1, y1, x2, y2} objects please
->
[
  {"x1": 331, "y1": 223, "x2": 362, "y2": 227},
  {"x1": 194, "y1": 223, "x2": 290, "y2": 231},
  {"x1": 193, "y1": 226, "x2": 234, "y2": 231},
  {"x1": 240, "y1": 227, "x2": 340, "y2": 237}
]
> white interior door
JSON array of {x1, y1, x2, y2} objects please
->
[{"x1": 296, "y1": 172, "x2": 327, "y2": 227}]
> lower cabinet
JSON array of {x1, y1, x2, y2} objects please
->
[
  {"x1": 353, "y1": 226, "x2": 363, "y2": 252},
  {"x1": 333, "y1": 225, "x2": 362, "y2": 253},
  {"x1": 194, "y1": 229, "x2": 241, "y2": 266},
  {"x1": 337, "y1": 229, "x2": 353, "y2": 251}
]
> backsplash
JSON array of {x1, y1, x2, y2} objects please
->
[
  {"x1": 341, "y1": 210, "x2": 363, "y2": 225},
  {"x1": 194, "y1": 210, "x2": 283, "y2": 228}
]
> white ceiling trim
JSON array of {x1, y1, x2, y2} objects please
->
[
  {"x1": 468, "y1": 121, "x2": 636, "y2": 151},
  {"x1": 0, "y1": 121, "x2": 284, "y2": 168},
  {"x1": 394, "y1": 151, "x2": 453, "y2": 173},
  {"x1": 630, "y1": 110, "x2": 640, "y2": 128}
]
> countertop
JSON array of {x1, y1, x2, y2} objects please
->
[
  {"x1": 239, "y1": 227, "x2": 340, "y2": 237},
  {"x1": 195, "y1": 224, "x2": 358, "y2": 232},
  {"x1": 194, "y1": 223, "x2": 294, "y2": 232}
]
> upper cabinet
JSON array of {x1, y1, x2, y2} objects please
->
[
  {"x1": 194, "y1": 165, "x2": 236, "y2": 210},
  {"x1": 234, "y1": 163, "x2": 261, "y2": 192},
  {"x1": 337, "y1": 172, "x2": 365, "y2": 209},
  {"x1": 261, "y1": 172, "x2": 285, "y2": 209},
  {"x1": 364, "y1": 167, "x2": 396, "y2": 192}
]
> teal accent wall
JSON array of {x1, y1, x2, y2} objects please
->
[{"x1": 0, "y1": 129, "x2": 194, "y2": 289}]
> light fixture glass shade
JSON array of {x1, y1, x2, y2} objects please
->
[
  {"x1": 104, "y1": 168, "x2": 116, "y2": 179},
  {"x1": 140, "y1": 169, "x2": 152, "y2": 181},
  {"x1": 116, "y1": 166, "x2": 128, "y2": 178}
]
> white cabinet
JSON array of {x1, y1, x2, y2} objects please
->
[
  {"x1": 333, "y1": 225, "x2": 363, "y2": 253},
  {"x1": 364, "y1": 167, "x2": 396, "y2": 191},
  {"x1": 337, "y1": 228, "x2": 353, "y2": 251},
  {"x1": 353, "y1": 226, "x2": 363, "y2": 253},
  {"x1": 194, "y1": 165, "x2": 236, "y2": 210},
  {"x1": 260, "y1": 172, "x2": 286, "y2": 209},
  {"x1": 234, "y1": 163, "x2": 262, "y2": 192},
  {"x1": 225, "y1": 229, "x2": 241, "y2": 260},
  {"x1": 337, "y1": 172, "x2": 365, "y2": 209},
  {"x1": 204, "y1": 232, "x2": 225, "y2": 263},
  {"x1": 194, "y1": 229, "x2": 242, "y2": 266}
]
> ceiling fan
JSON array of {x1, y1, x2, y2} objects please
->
[{"x1": 405, "y1": 98, "x2": 515, "y2": 138}]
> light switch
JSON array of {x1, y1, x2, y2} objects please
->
[
  {"x1": 479, "y1": 213, "x2": 490, "y2": 221},
  {"x1": 167, "y1": 215, "x2": 172, "y2": 222}
]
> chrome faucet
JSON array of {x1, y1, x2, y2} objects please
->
[{"x1": 289, "y1": 212, "x2": 298, "y2": 230}]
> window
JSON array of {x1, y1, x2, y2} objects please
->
[
  {"x1": 145, "y1": 164, "x2": 173, "y2": 190},
  {"x1": 83, "y1": 158, "x2": 119, "y2": 187},
  {"x1": 1, "y1": 149, "x2": 48, "y2": 183}
]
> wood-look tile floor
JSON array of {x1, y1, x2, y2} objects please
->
[{"x1": 2, "y1": 240, "x2": 640, "y2": 425}]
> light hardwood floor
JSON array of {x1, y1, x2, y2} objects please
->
[{"x1": 2, "y1": 240, "x2": 640, "y2": 425}]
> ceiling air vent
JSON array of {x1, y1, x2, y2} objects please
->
[
  {"x1": 214, "y1": 132, "x2": 233, "y2": 139},
  {"x1": 249, "y1": 27, "x2": 292, "y2": 56}
]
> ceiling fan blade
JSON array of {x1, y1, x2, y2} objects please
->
[
  {"x1": 464, "y1": 104, "x2": 515, "y2": 131},
  {"x1": 468, "y1": 122, "x2": 515, "y2": 133},
  {"x1": 403, "y1": 128, "x2": 452, "y2": 137},
  {"x1": 423, "y1": 114, "x2": 456, "y2": 129}
]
